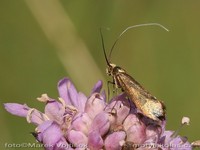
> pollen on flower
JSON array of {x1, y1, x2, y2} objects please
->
[
  {"x1": 4, "y1": 77, "x2": 196, "y2": 150},
  {"x1": 26, "y1": 108, "x2": 36, "y2": 123},
  {"x1": 58, "y1": 97, "x2": 67, "y2": 109},
  {"x1": 182, "y1": 116, "x2": 190, "y2": 125},
  {"x1": 37, "y1": 94, "x2": 50, "y2": 102}
]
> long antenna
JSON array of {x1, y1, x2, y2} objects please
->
[
  {"x1": 108, "y1": 23, "x2": 169, "y2": 61},
  {"x1": 100, "y1": 28, "x2": 111, "y2": 66}
]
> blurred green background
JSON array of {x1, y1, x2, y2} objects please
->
[{"x1": 1, "y1": 0, "x2": 200, "y2": 149}]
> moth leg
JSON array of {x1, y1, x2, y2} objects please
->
[
  {"x1": 106, "y1": 80, "x2": 120, "y2": 114},
  {"x1": 107, "y1": 80, "x2": 115, "y2": 101}
]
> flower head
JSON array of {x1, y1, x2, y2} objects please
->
[{"x1": 4, "y1": 77, "x2": 195, "y2": 149}]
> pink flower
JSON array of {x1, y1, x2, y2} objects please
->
[{"x1": 4, "y1": 77, "x2": 193, "y2": 150}]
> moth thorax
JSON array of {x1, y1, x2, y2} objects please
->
[{"x1": 112, "y1": 66, "x2": 126, "y2": 75}]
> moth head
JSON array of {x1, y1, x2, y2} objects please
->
[
  {"x1": 106, "y1": 63, "x2": 126, "y2": 76},
  {"x1": 106, "y1": 63, "x2": 116, "y2": 76}
]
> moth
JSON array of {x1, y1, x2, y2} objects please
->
[{"x1": 100, "y1": 23, "x2": 168, "y2": 121}]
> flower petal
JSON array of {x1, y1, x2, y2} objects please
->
[
  {"x1": 145, "y1": 124, "x2": 162, "y2": 143},
  {"x1": 88, "y1": 130, "x2": 104, "y2": 150},
  {"x1": 36, "y1": 120, "x2": 53, "y2": 142},
  {"x1": 45, "y1": 100, "x2": 64, "y2": 124},
  {"x1": 77, "y1": 92, "x2": 87, "y2": 112},
  {"x1": 58, "y1": 77, "x2": 78, "y2": 106},
  {"x1": 126, "y1": 121, "x2": 146, "y2": 144},
  {"x1": 27, "y1": 109, "x2": 49, "y2": 125},
  {"x1": 42, "y1": 122, "x2": 63, "y2": 147},
  {"x1": 89, "y1": 112, "x2": 110, "y2": 136},
  {"x1": 160, "y1": 130, "x2": 192, "y2": 149},
  {"x1": 71, "y1": 113, "x2": 92, "y2": 135},
  {"x1": 123, "y1": 114, "x2": 139, "y2": 131},
  {"x1": 91, "y1": 80, "x2": 103, "y2": 94},
  {"x1": 104, "y1": 131, "x2": 126, "y2": 150},
  {"x1": 67, "y1": 130, "x2": 88, "y2": 147},
  {"x1": 4, "y1": 103, "x2": 29, "y2": 117},
  {"x1": 58, "y1": 78, "x2": 71, "y2": 104},
  {"x1": 101, "y1": 90, "x2": 107, "y2": 102},
  {"x1": 54, "y1": 138, "x2": 73, "y2": 150},
  {"x1": 67, "y1": 81, "x2": 78, "y2": 107},
  {"x1": 107, "y1": 95, "x2": 130, "y2": 125},
  {"x1": 85, "y1": 93, "x2": 106, "y2": 119}
]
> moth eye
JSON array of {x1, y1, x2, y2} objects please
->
[{"x1": 106, "y1": 68, "x2": 112, "y2": 76}]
